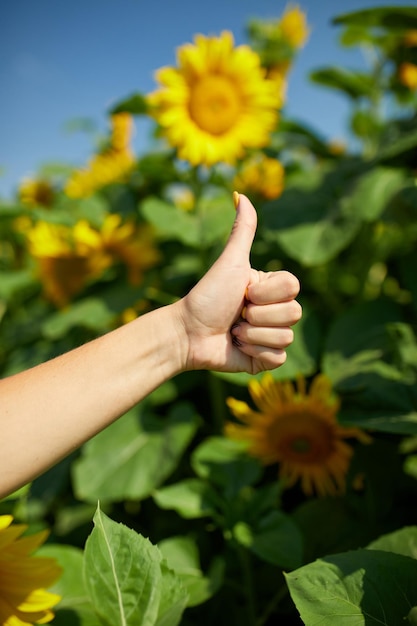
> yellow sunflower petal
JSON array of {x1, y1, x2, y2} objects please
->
[
  {"x1": 148, "y1": 31, "x2": 280, "y2": 166},
  {"x1": 225, "y1": 372, "x2": 371, "y2": 498}
]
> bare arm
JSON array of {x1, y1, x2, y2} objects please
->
[{"x1": 0, "y1": 195, "x2": 301, "y2": 497}]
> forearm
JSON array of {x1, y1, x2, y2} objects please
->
[{"x1": 0, "y1": 302, "x2": 187, "y2": 497}]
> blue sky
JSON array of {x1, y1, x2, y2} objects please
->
[{"x1": 0, "y1": 0, "x2": 411, "y2": 198}]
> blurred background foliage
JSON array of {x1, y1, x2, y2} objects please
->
[{"x1": 1, "y1": 4, "x2": 417, "y2": 625}]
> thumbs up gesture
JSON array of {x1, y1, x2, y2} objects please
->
[{"x1": 177, "y1": 194, "x2": 302, "y2": 375}]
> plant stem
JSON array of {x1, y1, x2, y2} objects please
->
[
  {"x1": 237, "y1": 545, "x2": 257, "y2": 625},
  {"x1": 208, "y1": 372, "x2": 227, "y2": 434},
  {"x1": 256, "y1": 584, "x2": 289, "y2": 626}
]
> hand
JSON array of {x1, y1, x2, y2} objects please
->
[{"x1": 176, "y1": 194, "x2": 301, "y2": 374}]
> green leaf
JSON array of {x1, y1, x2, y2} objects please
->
[
  {"x1": 38, "y1": 544, "x2": 99, "y2": 626},
  {"x1": 53, "y1": 193, "x2": 110, "y2": 226},
  {"x1": 83, "y1": 507, "x2": 188, "y2": 626},
  {"x1": 292, "y1": 497, "x2": 368, "y2": 565},
  {"x1": 158, "y1": 536, "x2": 224, "y2": 608},
  {"x1": 141, "y1": 197, "x2": 200, "y2": 246},
  {"x1": 285, "y1": 549, "x2": 417, "y2": 625},
  {"x1": 322, "y1": 299, "x2": 402, "y2": 385},
  {"x1": 348, "y1": 166, "x2": 406, "y2": 221},
  {"x1": 153, "y1": 478, "x2": 220, "y2": 519},
  {"x1": 110, "y1": 92, "x2": 149, "y2": 115},
  {"x1": 155, "y1": 561, "x2": 189, "y2": 626},
  {"x1": 42, "y1": 298, "x2": 115, "y2": 340},
  {"x1": 263, "y1": 163, "x2": 365, "y2": 266},
  {"x1": 400, "y1": 248, "x2": 417, "y2": 315},
  {"x1": 194, "y1": 193, "x2": 235, "y2": 247},
  {"x1": 191, "y1": 437, "x2": 262, "y2": 498},
  {"x1": 367, "y1": 526, "x2": 417, "y2": 559},
  {"x1": 333, "y1": 6, "x2": 417, "y2": 30},
  {"x1": 374, "y1": 126, "x2": 417, "y2": 164},
  {"x1": 0, "y1": 483, "x2": 31, "y2": 502},
  {"x1": 0, "y1": 270, "x2": 35, "y2": 302},
  {"x1": 272, "y1": 118, "x2": 333, "y2": 158},
  {"x1": 310, "y1": 67, "x2": 375, "y2": 99},
  {"x1": 339, "y1": 25, "x2": 375, "y2": 47},
  {"x1": 140, "y1": 195, "x2": 234, "y2": 249},
  {"x1": 322, "y1": 301, "x2": 417, "y2": 433},
  {"x1": 342, "y1": 408, "x2": 417, "y2": 435},
  {"x1": 233, "y1": 511, "x2": 303, "y2": 570},
  {"x1": 84, "y1": 506, "x2": 163, "y2": 626},
  {"x1": 405, "y1": 455, "x2": 417, "y2": 481},
  {"x1": 72, "y1": 403, "x2": 200, "y2": 503},
  {"x1": 350, "y1": 109, "x2": 381, "y2": 139}
]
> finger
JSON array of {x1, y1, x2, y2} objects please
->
[
  {"x1": 247, "y1": 271, "x2": 300, "y2": 305},
  {"x1": 221, "y1": 193, "x2": 257, "y2": 262},
  {"x1": 231, "y1": 323, "x2": 294, "y2": 349},
  {"x1": 237, "y1": 343, "x2": 288, "y2": 370},
  {"x1": 242, "y1": 300, "x2": 302, "y2": 327}
]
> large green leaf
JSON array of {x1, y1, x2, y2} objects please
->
[
  {"x1": 155, "y1": 561, "x2": 189, "y2": 626},
  {"x1": 233, "y1": 510, "x2": 303, "y2": 570},
  {"x1": 0, "y1": 270, "x2": 35, "y2": 302},
  {"x1": 310, "y1": 67, "x2": 375, "y2": 99},
  {"x1": 153, "y1": 478, "x2": 220, "y2": 519},
  {"x1": 158, "y1": 536, "x2": 224, "y2": 608},
  {"x1": 194, "y1": 193, "x2": 235, "y2": 247},
  {"x1": 41, "y1": 298, "x2": 115, "y2": 339},
  {"x1": 367, "y1": 526, "x2": 417, "y2": 559},
  {"x1": 347, "y1": 166, "x2": 406, "y2": 221},
  {"x1": 191, "y1": 437, "x2": 262, "y2": 498},
  {"x1": 322, "y1": 299, "x2": 403, "y2": 384},
  {"x1": 341, "y1": 406, "x2": 417, "y2": 435},
  {"x1": 286, "y1": 549, "x2": 417, "y2": 625},
  {"x1": 141, "y1": 197, "x2": 200, "y2": 245},
  {"x1": 374, "y1": 125, "x2": 417, "y2": 164},
  {"x1": 323, "y1": 301, "x2": 417, "y2": 433},
  {"x1": 399, "y1": 248, "x2": 417, "y2": 314},
  {"x1": 140, "y1": 194, "x2": 234, "y2": 249},
  {"x1": 263, "y1": 162, "x2": 366, "y2": 266},
  {"x1": 84, "y1": 507, "x2": 188, "y2": 626},
  {"x1": 333, "y1": 6, "x2": 417, "y2": 30},
  {"x1": 72, "y1": 403, "x2": 200, "y2": 502}
]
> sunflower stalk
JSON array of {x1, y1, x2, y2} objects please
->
[{"x1": 236, "y1": 543, "x2": 257, "y2": 625}]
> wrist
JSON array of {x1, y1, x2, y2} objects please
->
[{"x1": 155, "y1": 300, "x2": 191, "y2": 376}]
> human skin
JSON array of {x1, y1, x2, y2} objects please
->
[{"x1": 0, "y1": 194, "x2": 301, "y2": 498}]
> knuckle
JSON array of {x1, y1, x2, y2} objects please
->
[
  {"x1": 279, "y1": 271, "x2": 301, "y2": 298},
  {"x1": 289, "y1": 300, "x2": 302, "y2": 323},
  {"x1": 274, "y1": 350, "x2": 287, "y2": 366},
  {"x1": 280, "y1": 328, "x2": 294, "y2": 347}
]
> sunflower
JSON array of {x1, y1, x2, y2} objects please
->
[
  {"x1": 19, "y1": 178, "x2": 55, "y2": 208},
  {"x1": 279, "y1": 4, "x2": 310, "y2": 50},
  {"x1": 398, "y1": 62, "x2": 417, "y2": 90},
  {"x1": 65, "y1": 113, "x2": 135, "y2": 198},
  {"x1": 100, "y1": 214, "x2": 161, "y2": 284},
  {"x1": 26, "y1": 220, "x2": 111, "y2": 307},
  {"x1": 0, "y1": 515, "x2": 61, "y2": 625},
  {"x1": 233, "y1": 154, "x2": 285, "y2": 200},
  {"x1": 225, "y1": 373, "x2": 371, "y2": 498},
  {"x1": 147, "y1": 31, "x2": 281, "y2": 167},
  {"x1": 403, "y1": 29, "x2": 417, "y2": 47}
]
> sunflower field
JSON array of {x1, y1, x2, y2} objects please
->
[{"x1": 1, "y1": 4, "x2": 417, "y2": 625}]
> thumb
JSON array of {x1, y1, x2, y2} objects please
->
[{"x1": 223, "y1": 193, "x2": 257, "y2": 262}]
